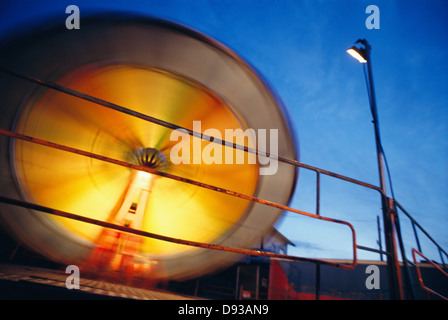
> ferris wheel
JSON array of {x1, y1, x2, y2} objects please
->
[{"x1": 0, "y1": 15, "x2": 297, "y2": 281}]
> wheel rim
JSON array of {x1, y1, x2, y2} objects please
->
[{"x1": 0, "y1": 15, "x2": 298, "y2": 280}]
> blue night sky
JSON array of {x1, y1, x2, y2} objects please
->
[{"x1": 1, "y1": 1, "x2": 447, "y2": 262}]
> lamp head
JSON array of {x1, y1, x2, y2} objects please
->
[
  {"x1": 347, "y1": 39, "x2": 370, "y2": 63},
  {"x1": 347, "y1": 46, "x2": 367, "y2": 63}
]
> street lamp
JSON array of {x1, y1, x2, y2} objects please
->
[
  {"x1": 347, "y1": 39, "x2": 386, "y2": 194},
  {"x1": 347, "y1": 39, "x2": 403, "y2": 300}
]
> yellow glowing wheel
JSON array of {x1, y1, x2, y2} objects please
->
[{"x1": 0, "y1": 15, "x2": 297, "y2": 280}]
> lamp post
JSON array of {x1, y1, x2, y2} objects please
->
[
  {"x1": 347, "y1": 40, "x2": 387, "y2": 193},
  {"x1": 347, "y1": 39, "x2": 403, "y2": 300}
]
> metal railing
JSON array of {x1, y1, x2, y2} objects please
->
[
  {"x1": 0, "y1": 67, "x2": 447, "y2": 300},
  {"x1": 395, "y1": 201, "x2": 448, "y2": 270},
  {"x1": 411, "y1": 249, "x2": 448, "y2": 300},
  {"x1": 0, "y1": 128, "x2": 359, "y2": 270}
]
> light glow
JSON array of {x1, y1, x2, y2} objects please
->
[
  {"x1": 13, "y1": 64, "x2": 260, "y2": 266},
  {"x1": 347, "y1": 48, "x2": 367, "y2": 63}
]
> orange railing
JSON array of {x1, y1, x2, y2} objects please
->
[
  {"x1": 412, "y1": 248, "x2": 448, "y2": 300},
  {"x1": 1, "y1": 67, "x2": 447, "y2": 300}
]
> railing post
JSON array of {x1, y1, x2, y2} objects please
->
[
  {"x1": 439, "y1": 248, "x2": 447, "y2": 271},
  {"x1": 316, "y1": 172, "x2": 321, "y2": 216},
  {"x1": 315, "y1": 171, "x2": 321, "y2": 300},
  {"x1": 411, "y1": 220, "x2": 422, "y2": 253},
  {"x1": 391, "y1": 201, "x2": 415, "y2": 300},
  {"x1": 377, "y1": 215, "x2": 384, "y2": 261},
  {"x1": 315, "y1": 263, "x2": 321, "y2": 300},
  {"x1": 382, "y1": 197, "x2": 402, "y2": 299}
]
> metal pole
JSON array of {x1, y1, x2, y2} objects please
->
[
  {"x1": 392, "y1": 206, "x2": 416, "y2": 299},
  {"x1": 411, "y1": 221, "x2": 422, "y2": 253},
  {"x1": 363, "y1": 40, "x2": 402, "y2": 299},
  {"x1": 377, "y1": 215, "x2": 384, "y2": 261},
  {"x1": 235, "y1": 265, "x2": 241, "y2": 300},
  {"x1": 363, "y1": 40, "x2": 387, "y2": 193},
  {"x1": 315, "y1": 263, "x2": 321, "y2": 300},
  {"x1": 255, "y1": 265, "x2": 260, "y2": 300},
  {"x1": 315, "y1": 172, "x2": 321, "y2": 300}
]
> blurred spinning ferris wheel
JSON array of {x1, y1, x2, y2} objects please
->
[{"x1": 0, "y1": 15, "x2": 298, "y2": 281}]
